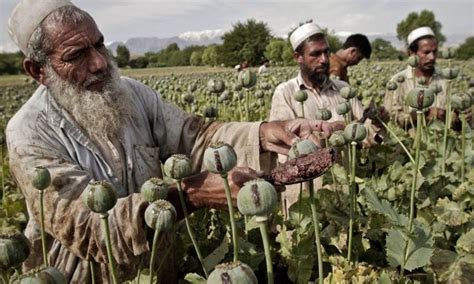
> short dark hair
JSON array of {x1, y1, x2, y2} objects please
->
[
  {"x1": 408, "y1": 35, "x2": 437, "y2": 53},
  {"x1": 295, "y1": 33, "x2": 326, "y2": 54},
  {"x1": 342, "y1": 34, "x2": 372, "y2": 59}
]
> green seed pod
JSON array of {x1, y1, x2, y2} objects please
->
[
  {"x1": 442, "y1": 48, "x2": 456, "y2": 59},
  {"x1": 294, "y1": 90, "x2": 308, "y2": 102},
  {"x1": 335, "y1": 101, "x2": 351, "y2": 115},
  {"x1": 417, "y1": 76, "x2": 427, "y2": 86},
  {"x1": 329, "y1": 131, "x2": 347, "y2": 147},
  {"x1": 207, "y1": 79, "x2": 226, "y2": 93},
  {"x1": 140, "y1": 178, "x2": 169, "y2": 202},
  {"x1": 407, "y1": 55, "x2": 420, "y2": 67},
  {"x1": 182, "y1": 93, "x2": 195, "y2": 104},
  {"x1": 343, "y1": 122, "x2": 367, "y2": 143},
  {"x1": 188, "y1": 84, "x2": 197, "y2": 92},
  {"x1": 0, "y1": 232, "x2": 30, "y2": 269},
  {"x1": 442, "y1": 68, "x2": 460, "y2": 80},
  {"x1": 254, "y1": 90, "x2": 264, "y2": 99},
  {"x1": 82, "y1": 181, "x2": 117, "y2": 214},
  {"x1": 340, "y1": 86, "x2": 357, "y2": 100},
  {"x1": 203, "y1": 105, "x2": 218, "y2": 118},
  {"x1": 429, "y1": 84, "x2": 442, "y2": 94},
  {"x1": 288, "y1": 139, "x2": 318, "y2": 159},
  {"x1": 239, "y1": 69, "x2": 257, "y2": 89},
  {"x1": 12, "y1": 266, "x2": 66, "y2": 284},
  {"x1": 451, "y1": 93, "x2": 472, "y2": 111},
  {"x1": 31, "y1": 166, "x2": 51, "y2": 191},
  {"x1": 406, "y1": 87, "x2": 435, "y2": 110},
  {"x1": 164, "y1": 154, "x2": 192, "y2": 180},
  {"x1": 237, "y1": 179, "x2": 277, "y2": 217},
  {"x1": 207, "y1": 261, "x2": 257, "y2": 284},
  {"x1": 203, "y1": 142, "x2": 237, "y2": 174},
  {"x1": 314, "y1": 108, "x2": 332, "y2": 121},
  {"x1": 396, "y1": 75, "x2": 405, "y2": 83},
  {"x1": 386, "y1": 81, "x2": 397, "y2": 91},
  {"x1": 144, "y1": 200, "x2": 176, "y2": 232}
]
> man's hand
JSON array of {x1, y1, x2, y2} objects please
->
[
  {"x1": 180, "y1": 167, "x2": 283, "y2": 210},
  {"x1": 259, "y1": 119, "x2": 344, "y2": 155},
  {"x1": 372, "y1": 106, "x2": 390, "y2": 128}
]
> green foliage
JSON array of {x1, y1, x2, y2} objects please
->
[
  {"x1": 115, "y1": 45, "x2": 130, "y2": 68},
  {"x1": 201, "y1": 45, "x2": 220, "y2": 66},
  {"x1": 371, "y1": 38, "x2": 402, "y2": 60},
  {"x1": 190, "y1": 50, "x2": 203, "y2": 66},
  {"x1": 220, "y1": 19, "x2": 272, "y2": 67},
  {"x1": 0, "y1": 52, "x2": 24, "y2": 75},
  {"x1": 396, "y1": 10, "x2": 446, "y2": 46},
  {"x1": 456, "y1": 36, "x2": 474, "y2": 60}
]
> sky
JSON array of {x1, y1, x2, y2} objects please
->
[{"x1": 1, "y1": 0, "x2": 473, "y2": 51}]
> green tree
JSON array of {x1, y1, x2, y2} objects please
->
[
  {"x1": 190, "y1": 50, "x2": 203, "y2": 66},
  {"x1": 129, "y1": 56, "x2": 149, "y2": 69},
  {"x1": 115, "y1": 45, "x2": 130, "y2": 68},
  {"x1": 201, "y1": 45, "x2": 219, "y2": 66},
  {"x1": 371, "y1": 38, "x2": 400, "y2": 60},
  {"x1": 396, "y1": 10, "x2": 446, "y2": 46},
  {"x1": 456, "y1": 36, "x2": 474, "y2": 60},
  {"x1": 321, "y1": 28, "x2": 343, "y2": 53},
  {"x1": 265, "y1": 39, "x2": 286, "y2": 64},
  {"x1": 220, "y1": 19, "x2": 272, "y2": 66}
]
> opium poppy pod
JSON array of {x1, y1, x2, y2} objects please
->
[
  {"x1": 343, "y1": 122, "x2": 367, "y2": 143},
  {"x1": 442, "y1": 68, "x2": 460, "y2": 80},
  {"x1": 144, "y1": 200, "x2": 177, "y2": 232},
  {"x1": 0, "y1": 232, "x2": 30, "y2": 269},
  {"x1": 294, "y1": 90, "x2": 308, "y2": 102},
  {"x1": 451, "y1": 93, "x2": 472, "y2": 111},
  {"x1": 288, "y1": 139, "x2": 318, "y2": 159},
  {"x1": 239, "y1": 69, "x2": 257, "y2": 89},
  {"x1": 237, "y1": 179, "x2": 277, "y2": 217},
  {"x1": 203, "y1": 142, "x2": 237, "y2": 175},
  {"x1": 314, "y1": 108, "x2": 332, "y2": 121},
  {"x1": 386, "y1": 81, "x2": 397, "y2": 91},
  {"x1": 329, "y1": 131, "x2": 347, "y2": 147},
  {"x1": 406, "y1": 87, "x2": 435, "y2": 110},
  {"x1": 207, "y1": 79, "x2": 226, "y2": 93},
  {"x1": 336, "y1": 101, "x2": 351, "y2": 115},
  {"x1": 207, "y1": 261, "x2": 257, "y2": 284},
  {"x1": 340, "y1": 86, "x2": 357, "y2": 100},
  {"x1": 82, "y1": 181, "x2": 117, "y2": 214},
  {"x1": 31, "y1": 166, "x2": 51, "y2": 191},
  {"x1": 140, "y1": 178, "x2": 169, "y2": 202},
  {"x1": 12, "y1": 266, "x2": 66, "y2": 284},
  {"x1": 407, "y1": 55, "x2": 420, "y2": 67},
  {"x1": 164, "y1": 154, "x2": 193, "y2": 180}
]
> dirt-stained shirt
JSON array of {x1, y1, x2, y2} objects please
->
[
  {"x1": 329, "y1": 53, "x2": 349, "y2": 83},
  {"x1": 6, "y1": 77, "x2": 263, "y2": 283}
]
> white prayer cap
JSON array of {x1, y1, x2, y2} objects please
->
[
  {"x1": 290, "y1": 23, "x2": 325, "y2": 51},
  {"x1": 8, "y1": 0, "x2": 75, "y2": 55},
  {"x1": 407, "y1": 27, "x2": 435, "y2": 46}
]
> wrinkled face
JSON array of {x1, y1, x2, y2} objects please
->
[
  {"x1": 45, "y1": 17, "x2": 111, "y2": 92},
  {"x1": 296, "y1": 37, "x2": 330, "y2": 85},
  {"x1": 414, "y1": 37, "x2": 438, "y2": 73}
]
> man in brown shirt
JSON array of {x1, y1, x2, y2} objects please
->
[{"x1": 329, "y1": 34, "x2": 372, "y2": 83}]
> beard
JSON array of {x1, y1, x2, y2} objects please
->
[
  {"x1": 301, "y1": 63, "x2": 329, "y2": 86},
  {"x1": 45, "y1": 58, "x2": 130, "y2": 141}
]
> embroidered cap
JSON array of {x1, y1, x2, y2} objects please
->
[
  {"x1": 289, "y1": 23, "x2": 325, "y2": 51},
  {"x1": 407, "y1": 27, "x2": 435, "y2": 46}
]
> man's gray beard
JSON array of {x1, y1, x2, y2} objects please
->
[{"x1": 45, "y1": 62, "x2": 130, "y2": 141}]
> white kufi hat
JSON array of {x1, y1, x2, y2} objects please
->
[
  {"x1": 8, "y1": 0, "x2": 75, "y2": 55},
  {"x1": 407, "y1": 26, "x2": 435, "y2": 46},
  {"x1": 289, "y1": 23, "x2": 325, "y2": 51}
]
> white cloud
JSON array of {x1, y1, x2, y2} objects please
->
[{"x1": 178, "y1": 29, "x2": 226, "y2": 41}]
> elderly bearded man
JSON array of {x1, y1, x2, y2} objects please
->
[
  {"x1": 269, "y1": 23, "x2": 387, "y2": 218},
  {"x1": 6, "y1": 1, "x2": 341, "y2": 282}
]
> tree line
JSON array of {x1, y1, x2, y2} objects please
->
[{"x1": 1, "y1": 10, "x2": 473, "y2": 75}]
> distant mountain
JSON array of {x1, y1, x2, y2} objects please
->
[{"x1": 107, "y1": 30, "x2": 225, "y2": 55}]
